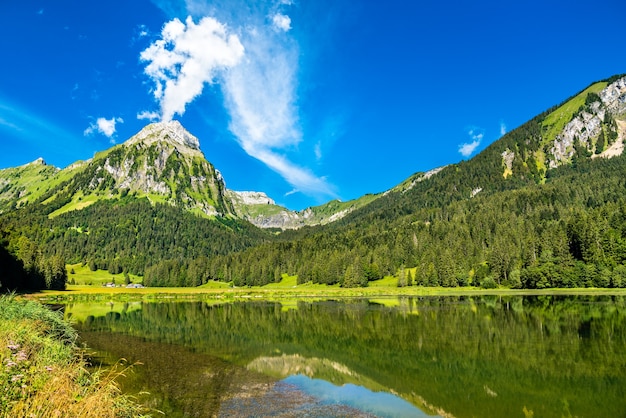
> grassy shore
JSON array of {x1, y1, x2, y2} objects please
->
[
  {"x1": 21, "y1": 266, "x2": 626, "y2": 303},
  {"x1": 28, "y1": 282, "x2": 626, "y2": 304},
  {"x1": 0, "y1": 295, "x2": 146, "y2": 417}
]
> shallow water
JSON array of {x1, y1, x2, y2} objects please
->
[{"x1": 64, "y1": 295, "x2": 626, "y2": 417}]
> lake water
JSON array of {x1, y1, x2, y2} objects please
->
[{"x1": 61, "y1": 295, "x2": 626, "y2": 417}]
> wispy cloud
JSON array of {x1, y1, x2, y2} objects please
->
[
  {"x1": 84, "y1": 117, "x2": 124, "y2": 142},
  {"x1": 458, "y1": 127, "x2": 484, "y2": 157},
  {"x1": 314, "y1": 142, "x2": 322, "y2": 160},
  {"x1": 136, "y1": 24, "x2": 149, "y2": 38},
  {"x1": 500, "y1": 120, "x2": 507, "y2": 136},
  {"x1": 140, "y1": 16, "x2": 244, "y2": 122},
  {"x1": 144, "y1": 0, "x2": 337, "y2": 199},
  {"x1": 312, "y1": 114, "x2": 346, "y2": 162},
  {"x1": 271, "y1": 13, "x2": 291, "y2": 32},
  {"x1": 137, "y1": 110, "x2": 160, "y2": 121}
]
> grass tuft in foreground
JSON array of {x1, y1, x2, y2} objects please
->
[{"x1": 0, "y1": 294, "x2": 147, "y2": 417}]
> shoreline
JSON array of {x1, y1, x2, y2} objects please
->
[
  {"x1": 0, "y1": 295, "x2": 146, "y2": 417},
  {"x1": 26, "y1": 284, "x2": 626, "y2": 302}
]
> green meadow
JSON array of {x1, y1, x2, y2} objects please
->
[{"x1": 27, "y1": 266, "x2": 626, "y2": 304}]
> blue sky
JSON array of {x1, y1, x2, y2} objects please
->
[{"x1": 1, "y1": 0, "x2": 625, "y2": 210}]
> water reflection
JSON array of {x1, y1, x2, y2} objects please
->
[
  {"x1": 280, "y1": 375, "x2": 432, "y2": 418},
  {"x1": 66, "y1": 295, "x2": 626, "y2": 417}
]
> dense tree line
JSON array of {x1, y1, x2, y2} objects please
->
[
  {"x1": 0, "y1": 197, "x2": 270, "y2": 278},
  {"x1": 0, "y1": 232, "x2": 66, "y2": 291},
  {"x1": 162, "y1": 97, "x2": 623, "y2": 289},
  {"x1": 170, "y1": 149, "x2": 626, "y2": 289}
]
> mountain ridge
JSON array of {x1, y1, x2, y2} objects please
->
[
  {"x1": 2, "y1": 73, "x2": 624, "y2": 228},
  {"x1": 2, "y1": 73, "x2": 626, "y2": 290}
]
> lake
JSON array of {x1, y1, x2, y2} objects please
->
[{"x1": 60, "y1": 295, "x2": 626, "y2": 417}]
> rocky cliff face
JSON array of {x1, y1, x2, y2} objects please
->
[
  {"x1": 90, "y1": 121, "x2": 234, "y2": 216},
  {"x1": 25, "y1": 121, "x2": 235, "y2": 217},
  {"x1": 126, "y1": 120, "x2": 201, "y2": 152},
  {"x1": 229, "y1": 191, "x2": 275, "y2": 206},
  {"x1": 245, "y1": 208, "x2": 315, "y2": 229},
  {"x1": 549, "y1": 77, "x2": 626, "y2": 167}
]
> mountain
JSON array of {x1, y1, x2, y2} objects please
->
[
  {"x1": 186, "y1": 74, "x2": 626, "y2": 289},
  {"x1": 0, "y1": 121, "x2": 363, "y2": 229},
  {"x1": 1, "y1": 74, "x2": 626, "y2": 291},
  {"x1": 229, "y1": 190, "x2": 381, "y2": 229},
  {"x1": 0, "y1": 158, "x2": 60, "y2": 211},
  {"x1": 6, "y1": 72, "x2": 622, "y2": 227},
  {"x1": 0, "y1": 121, "x2": 236, "y2": 218}
]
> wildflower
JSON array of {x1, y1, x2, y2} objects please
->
[
  {"x1": 5, "y1": 360, "x2": 17, "y2": 368},
  {"x1": 16, "y1": 350, "x2": 28, "y2": 362},
  {"x1": 11, "y1": 374, "x2": 24, "y2": 382},
  {"x1": 7, "y1": 342, "x2": 20, "y2": 351},
  {"x1": 45, "y1": 366, "x2": 54, "y2": 372}
]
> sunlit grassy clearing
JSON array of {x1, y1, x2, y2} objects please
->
[
  {"x1": 196, "y1": 280, "x2": 231, "y2": 289},
  {"x1": 48, "y1": 192, "x2": 99, "y2": 218},
  {"x1": 66, "y1": 263, "x2": 141, "y2": 286},
  {"x1": 541, "y1": 82, "x2": 607, "y2": 143},
  {"x1": 368, "y1": 275, "x2": 400, "y2": 287}
]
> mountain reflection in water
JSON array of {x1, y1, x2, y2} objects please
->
[{"x1": 66, "y1": 296, "x2": 626, "y2": 417}]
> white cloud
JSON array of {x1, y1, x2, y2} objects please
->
[
  {"x1": 221, "y1": 26, "x2": 336, "y2": 197},
  {"x1": 84, "y1": 117, "x2": 123, "y2": 141},
  {"x1": 314, "y1": 142, "x2": 322, "y2": 160},
  {"x1": 223, "y1": 28, "x2": 300, "y2": 149},
  {"x1": 459, "y1": 140, "x2": 480, "y2": 157},
  {"x1": 243, "y1": 143, "x2": 335, "y2": 196},
  {"x1": 458, "y1": 127, "x2": 484, "y2": 157},
  {"x1": 137, "y1": 24, "x2": 149, "y2": 38},
  {"x1": 271, "y1": 13, "x2": 291, "y2": 32},
  {"x1": 140, "y1": 16, "x2": 244, "y2": 122},
  {"x1": 0, "y1": 117, "x2": 22, "y2": 132},
  {"x1": 137, "y1": 110, "x2": 160, "y2": 121},
  {"x1": 0, "y1": 98, "x2": 82, "y2": 157},
  {"x1": 468, "y1": 128, "x2": 484, "y2": 142},
  {"x1": 143, "y1": 2, "x2": 337, "y2": 200},
  {"x1": 500, "y1": 121, "x2": 507, "y2": 136}
]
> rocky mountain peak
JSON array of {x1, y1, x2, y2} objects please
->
[
  {"x1": 20, "y1": 157, "x2": 47, "y2": 168},
  {"x1": 229, "y1": 191, "x2": 275, "y2": 205},
  {"x1": 126, "y1": 120, "x2": 201, "y2": 152}
]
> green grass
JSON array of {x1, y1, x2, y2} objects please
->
[
  {"x1": 237, "y1": 203, "x2": 289, "y2": 218},
  {"x1": 48, "y1": 192, "x2": 101, "y2": 218},
  {"x1": 29, "y1": 285, "x2": 626, "y2": 306},
  {"x1": 308, "y1": 194, "x2": 381, "y2": 222},
  {"x1": 541, "y1": 82, "x2": 608, "y2": 144},
  {"x1": 27, "y1": 266, "x2": 626, "y2": 303},
  {"x1": 369, "y1": 275, "x2": 399, "y2": 287},
  {"x1": 196, "y1": 280, "x2": 231, "y2": 289},
  {"x1": 0, "y1": 295, "x2": 146, "y2": 417},
  {"x1": 0, "y1": 161, "x2": 56, "y2": 206},
  {"x1": 66, "y1": 264, "x2": 141, "y2": 286},
  {"x1": 265, "y1": 274, "x2": 298, "y2": 288}
]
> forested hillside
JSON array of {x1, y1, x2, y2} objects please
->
[
  {"x1": 177, "y1": 153, "x2": 626, "y2": 289},
  {"x1": 0, "y1": 232, "x2": 66, "y2": 292},
  {"x1": 1, "y1": 75, "x2": 625, "y2": 290},
  {"x1": 142, "y1": 76, "x2": 626, "y2": 288},
  {"x1": 0, "y1": 196, "x2": 270, "y2": 287}
]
